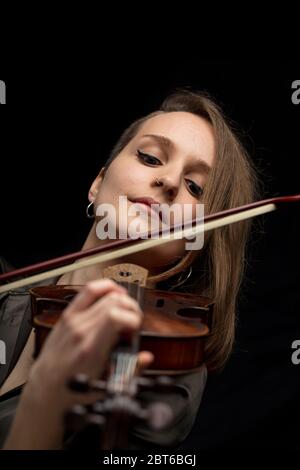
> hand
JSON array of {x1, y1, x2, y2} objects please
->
[
  {"x1": 4, "y1": 279, "x2": 153, "y2": 449},
  {"x1": 29, "y1": 279, "x2": 152, "y2": 410}
]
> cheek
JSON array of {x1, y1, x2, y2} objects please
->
[
  {"x1": 120, "y1": 165, "x2": 150, "y2": 188},
  {"x1": 105, "y1": 159, "x2": 148, "y2": 194},
  {"x1": 94, "y1": 166, "x2": 127, "y2": 204}
]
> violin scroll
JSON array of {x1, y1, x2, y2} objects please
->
[{"x1": 65, "y1": 373, "x2": 176, "y2": 448}]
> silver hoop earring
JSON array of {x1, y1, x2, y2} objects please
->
[
  {"x1": 169, "y1": 265, "x2": 193, "y2": 291},
  {"x1": 86, "y1": 201, "x2": 95, "y2": 219}
]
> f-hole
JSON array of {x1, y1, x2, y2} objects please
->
[{"x1": 177, "y1": 307, "x2": 205, "y2": 320}]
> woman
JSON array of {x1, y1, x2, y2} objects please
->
[{"x1": 0, "y1": 90, "x2": 259, "y2": 449}]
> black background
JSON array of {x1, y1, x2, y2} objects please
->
[{"x1": 0, "y1": 60, "x2": 299, "y2": 449}]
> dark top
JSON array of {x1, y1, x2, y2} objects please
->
[{"x1": 0, "y1": 257, "x2": 207, "y2": 450}]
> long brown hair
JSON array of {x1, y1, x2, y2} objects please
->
[{"x1": 103, "y1": 90, "x2": 260, "y2": 372}]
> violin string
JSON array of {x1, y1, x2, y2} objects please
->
[
  {"x1": 108, "y1": 281, "x2": 141, "y2": 394},
  {"x1": 115, "y1": 355, "x2": 120, "y2": 393},
  {"x1": 118, "y1": 354, "x2": 124, "y2": 392},
  {"x1": 113, "y1": 352, "x2": 137, "y2": 393},
  {"x1": 108, "y1": 355, "x2": 116, "y2": 393},
  {"x1": 120, "y1": 354, "x2": 125, "y2": 392},
  {"x1": 121, "y1": 354, "x2": 130, "y2": 391}
]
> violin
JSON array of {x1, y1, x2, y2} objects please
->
[
  {"x1": 29, "y1": 264, "x2": 213, "y2": 374},
  {"x1": 29, "y1": 263, "x2": 213, "y2": 449}
]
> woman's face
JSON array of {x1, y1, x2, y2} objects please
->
[{"x1": 89, "y1": 111, "x2": 215, "y2": 272}]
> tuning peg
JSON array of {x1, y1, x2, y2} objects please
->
[
  {"x1": 153, "y1": 375, "x2": 175, "y2": 390},
  {"x1": 65, "y1": 404, "x2": 89, "y2": 431},
  {"x1": 67, "y1": 374, "x2": 107, "y2": 393},
  {"x1": 68, "y1": 374, "x2": 90, "y2": 392},
  {"x1": 65, "y1": 404, "x2": 106, "y2": 431},
  {"x1": 132, "y1": 400, "x2": 174, "y2": 431},
  {"x1": 84, "y1": 413, "x2": 106, "y2": 428},
  {"x1": 135, "y1": 375, "x2": 176, "y2": 392},
  {"x1": 146, "y1": 401, "x2": 174, "y2": 430}
]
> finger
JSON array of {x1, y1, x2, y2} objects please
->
[
  {"x1": 135, "y1": 351, "x2": 154, "y2": 375},
  {"x1": 85, "y1": 292, "x2": 143, "y2": 321},
  {"x1": 90, "y1": 307, "x2": 143, "y2": 348},
  {"x1": 67, "y1": 309, "x2": 143, "y2": 380},
  {"x1": 65, "y1": 279, "x2": 126, "y2": 314}
]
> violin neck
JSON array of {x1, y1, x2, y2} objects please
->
[
  {"x1": 100, "y1": 263, "x2": 149, "y2": 396},
  {"x1": 100, "y1": 264, "x2": 148, "y2": 450}
]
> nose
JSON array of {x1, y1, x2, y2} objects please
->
[{"x1": 154, "y1": 173, "x2": 180, "y2": 200}]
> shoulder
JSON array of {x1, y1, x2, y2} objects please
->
[{"x1": 0, "y1": 257, "x2": 32, "y2": 389}]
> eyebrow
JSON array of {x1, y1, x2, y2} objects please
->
[
  {"x1": 141, "y1": 133, "x2": 212, "y2": 175},
  {"x1": 142, "y1": 133, "x2": 174, "y2": 149}
]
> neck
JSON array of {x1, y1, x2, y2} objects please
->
[{"x1": 56, "y1": 222, "x2": 165, "y2": 286}]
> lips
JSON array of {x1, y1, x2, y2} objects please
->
[{"x1": 129, "y1": 197, "x2": 165, "y2": 223}]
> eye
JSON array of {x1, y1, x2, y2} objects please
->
[
  {"x1": 186, "y1": 179, "x2": 203, "y2": 198},
  {"x1": 136, "y1": 149, "x2": 162, "y2": 166}
]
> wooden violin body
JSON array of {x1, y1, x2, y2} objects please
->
[{"x1": 30, "y1": 284, "x2": 213, "y2": 374}]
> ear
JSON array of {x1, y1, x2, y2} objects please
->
[{"x1": 88, "y1": 167, "x2": 106, "y2": 202}]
